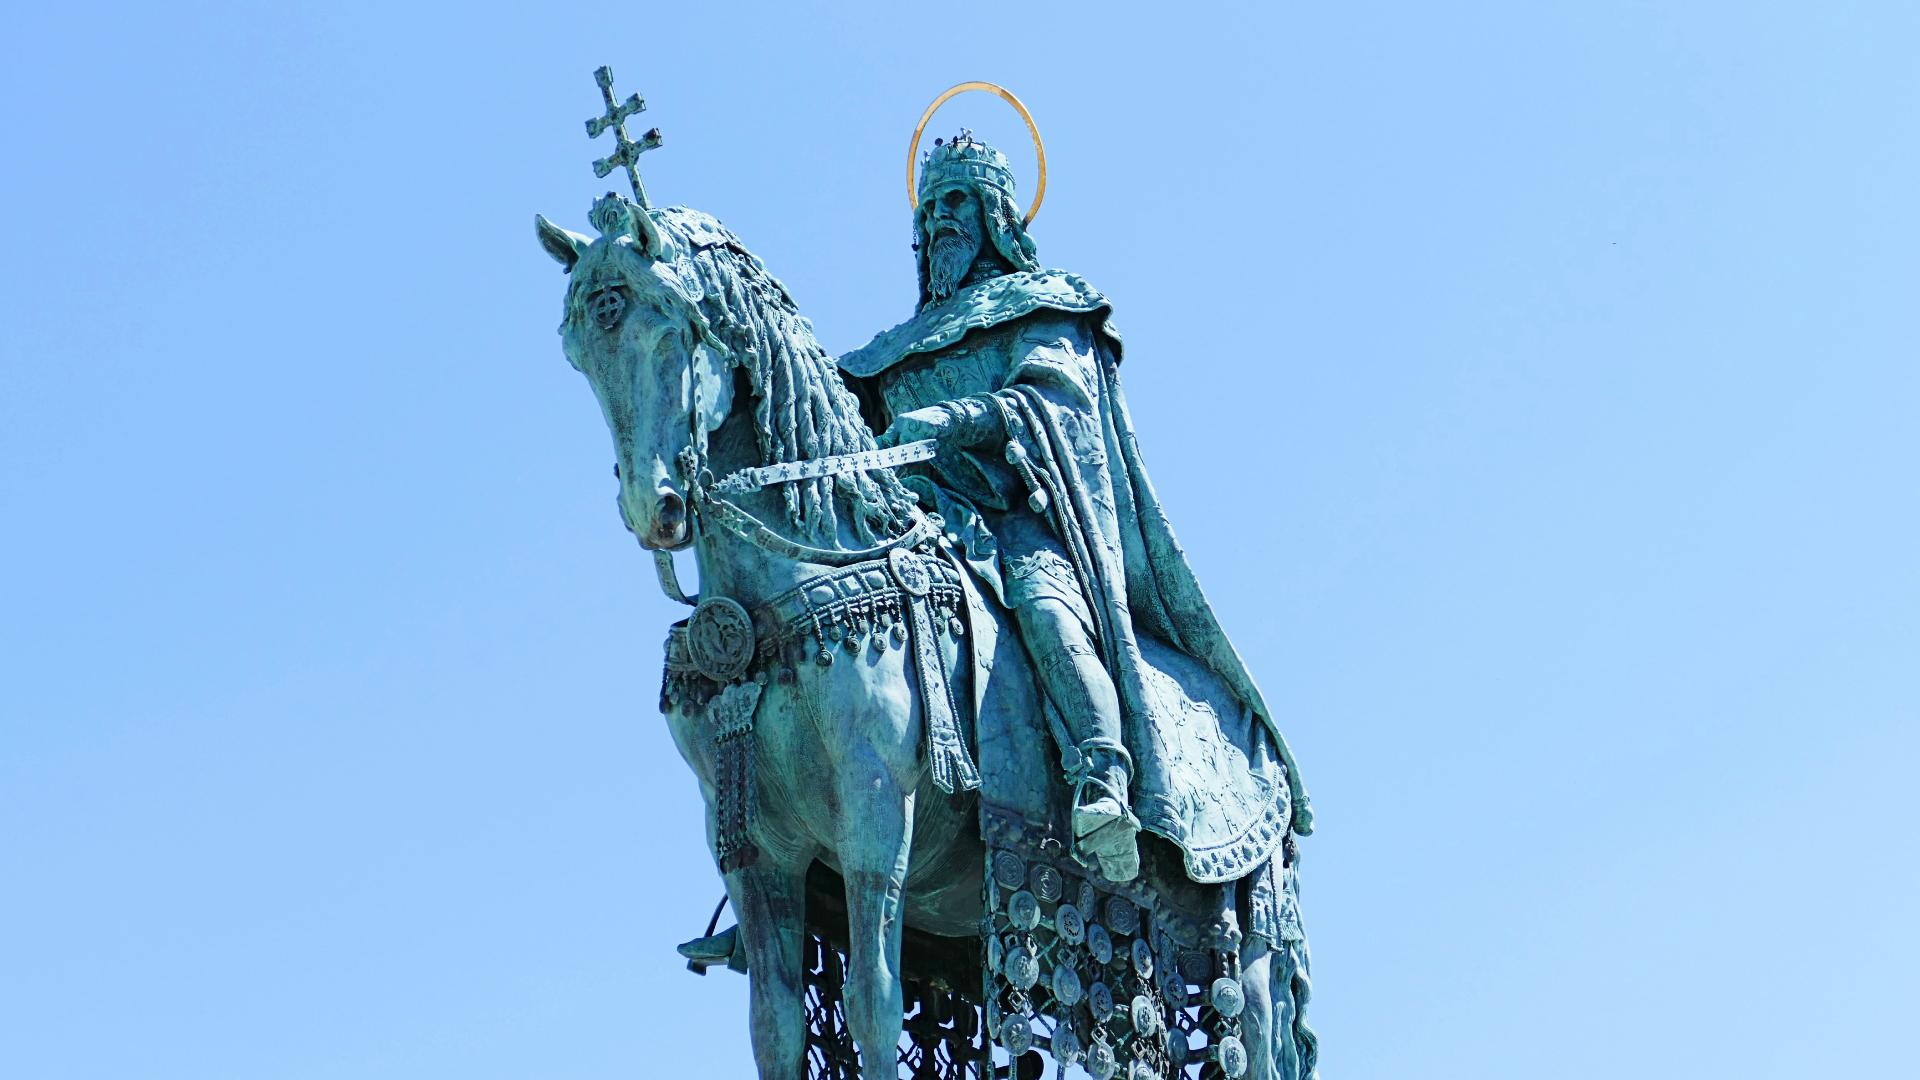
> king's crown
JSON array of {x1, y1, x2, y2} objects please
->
[{"x1": 919, "y1": 129, "x2": 1016, "y2": 202}]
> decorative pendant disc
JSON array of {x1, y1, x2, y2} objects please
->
[
  {"x1": 888, "y1": 547, "x2": 933, "y2": 596},
  {"x1": 688, "y1": 597, "x2": 756, "y2": 683}
]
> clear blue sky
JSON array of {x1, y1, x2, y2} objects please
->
[{"x1": 4, "y1": 3, "x2": 1915, "y2": 1077}]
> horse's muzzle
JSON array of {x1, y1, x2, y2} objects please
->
[{"x1": 631, "y1": 486, "x2": 691, "y2": 550}]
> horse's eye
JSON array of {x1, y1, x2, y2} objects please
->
[{"x1": 588, "y1": 287, "x2": 628, "y2": 331}]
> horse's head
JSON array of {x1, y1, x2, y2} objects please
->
[{"x1": 537, "y1": 196, "x2": 734, "y2": 550}]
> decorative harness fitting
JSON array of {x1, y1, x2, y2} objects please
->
[{"x1": 654, "y1": 363, "x2": 981, "y2": 874}]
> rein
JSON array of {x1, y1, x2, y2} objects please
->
[{"x1": 682, "y1": 441, "x2": 939, "y2": 565}]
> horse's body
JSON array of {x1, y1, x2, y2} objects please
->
[
  {"x1": 539, "y1": 200, "x2": 1017, "y2": 1072},
  {"x1": 661, "y1": 479, "x2": 1001, "y2": 1069},
  {"x1": 667, "y1": 529, "x2": 989, "y2": 940},
  {"x1": 537, "y1": 198, "x2": 1314, "y2": 1079}
]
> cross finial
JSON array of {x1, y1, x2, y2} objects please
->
[{"x1": 585, "y1": 65, "x2": 662, "y2": 207}]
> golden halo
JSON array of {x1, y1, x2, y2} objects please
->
[{"x1": 907, "y1": 81, "x2": 1046, "y2": 226}]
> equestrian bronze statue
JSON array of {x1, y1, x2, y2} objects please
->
[{"x1": 534, "y1": 70, "x2": 1318, "y2": 1080}]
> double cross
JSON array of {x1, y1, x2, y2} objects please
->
[{"x1": 585, "y1": 65, "x2": 662, "y2": 207}]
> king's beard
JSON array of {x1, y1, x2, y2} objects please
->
[{"x1": 927, "y1": 231, "x2": 979, "y2": 302}]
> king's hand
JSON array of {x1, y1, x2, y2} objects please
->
[
  {"x1": 877, "y1": 397, "x2": 1003, "y2": 450},
  {"x1": 876, "y1": 405, "x2": 960, "y2": 449}
]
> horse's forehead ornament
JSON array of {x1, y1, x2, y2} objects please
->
[
  {"x1": 589, "y1": 194, "x2": 636, "y2": 241},
  {"x1": 583, "y1": 64, "x2": 664, "y2": 253}
]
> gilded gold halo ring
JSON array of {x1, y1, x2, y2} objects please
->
[{"x1": 907, "y1": 81, "x2": 1046, "y2": 226}]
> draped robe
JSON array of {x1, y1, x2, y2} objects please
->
[{"x1": 840, "y1": 269, "x2": 1313, "y2": 882}]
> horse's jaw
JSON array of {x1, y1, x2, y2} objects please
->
[{"x1": 688, "y1": 522, "x2": 745, "y2": 597}]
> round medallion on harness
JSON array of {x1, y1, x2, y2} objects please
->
[
  {"x1": 1000, "y1": 1013, "x2": 1032, "y2": 1056},
  {"x1": 1086, "y1": 1040, "x2": 1116, "y2": 1080},
  {"x1": 1209, "y1": 976, "x2": 1245, "y2": 1018},
  {"x1": 887, "y1": 547, "x2": 933, "y2": 597},
  {"x1": 1051, "y1": 963, "x2": 1083, "y2": 1006},
  {"x1": 1217, "y1": 1034, "x2": 1248, "y2": 1078},
  {"x1": 1005, "y1": 944, "x2": 1039, "y2": 990},
  {"x1": 1053, "y1": 1022, "x2": 1084, "y2": 1064},
  {"x1": 687, "y1": 597, "x2": 756, "y2": 683}
]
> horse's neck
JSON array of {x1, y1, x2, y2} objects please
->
[
  {"x1": 690, "y1": 400, "x2": 871, "y2": 606},
  {"x1": 685, "y1": 259, "x2": 904, "y2": 602}
]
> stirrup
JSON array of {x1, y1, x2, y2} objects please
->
[{"x1": 678, "y1": 896, "x2": 748, "y2": 975}]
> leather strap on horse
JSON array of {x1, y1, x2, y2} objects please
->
[
  {"x1": 888, "y1": 548, "x2": 979, "y2": 793},
  {"x1": 653, "y1": 550, "x2": 698, "y2": 606}
]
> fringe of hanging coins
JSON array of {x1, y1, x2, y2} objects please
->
[{"x1": 983, "y1": 812, "x2": 1252, "y2": 1080}]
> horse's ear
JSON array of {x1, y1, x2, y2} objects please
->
[{"x1": 535, "y1": 214, "x2": 590, "y2": 272}]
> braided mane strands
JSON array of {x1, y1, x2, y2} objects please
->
[{"x1": 678, "y1": 225, "x2": 920, "y2": 546}]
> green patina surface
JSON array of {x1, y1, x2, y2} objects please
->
[{"x1": 534, "y1": 68, "x2": 1317, "y2": 1080}]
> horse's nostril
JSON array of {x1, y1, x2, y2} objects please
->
[
  {"x1": 658, "y1": 490, "x2": 686, "y2": 525},
  {"x1": 650, "y1": 489, "x2": 689, "y2": 547},
  {"x1": 613, "y1": 461, "x2": 621, "y2": 479}
]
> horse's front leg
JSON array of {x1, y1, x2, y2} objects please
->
[
  {"x1": 831, "y1": 742, "x2": 915, "y2": 1071},
  {"x1": 727, "y1": 857, "x2": 809, "y2": 1079}
]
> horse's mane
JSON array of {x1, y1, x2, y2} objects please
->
[{"x1": 658, "y1": 208, "x2": 920, "y2": 546}]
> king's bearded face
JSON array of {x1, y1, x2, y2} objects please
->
[{"x1": 922, "y1": 183, "x2": 987, "y2": 302}]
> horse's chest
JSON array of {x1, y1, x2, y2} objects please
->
[{"x1": 659, "y1": 554, "x2": 974, "y2": 853}]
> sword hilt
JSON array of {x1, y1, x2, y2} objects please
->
[{"x1": 1004, "y1": 439, "x2": 1051, "y2": 514}]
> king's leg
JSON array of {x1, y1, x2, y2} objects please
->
[{"x1": 1015, "y1": 596, "x2": 1141, "y2": 881}]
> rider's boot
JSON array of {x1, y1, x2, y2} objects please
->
[{"x1": 1070, "y1": 738, "x2": 1141, "y2": 882}]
